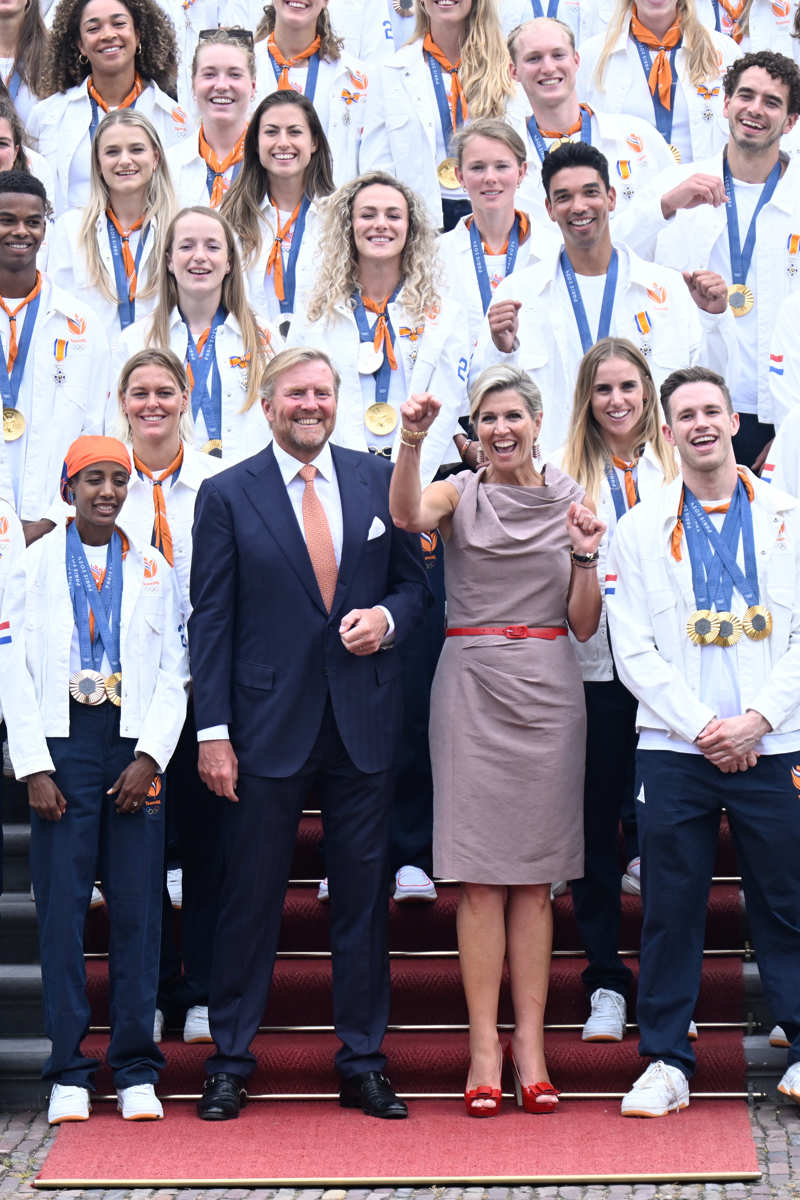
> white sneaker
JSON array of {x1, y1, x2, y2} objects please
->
[
  {"x1": 183, "y1": 1005, "x2": 212, "y2": 1043},
  {"x1": 393, "y1": 865, "x2": 437, "y2": 902},
  {"x1": 117, "y1": 1083, "x2": 164, "y2": 1120},
  {"x1": 582, "y1": 988, "x2": 626, "y2": 1042},
  {"x1": 317, "y1": 877, "x2": 329, "y2": 902},
  {"x1": 89, "y1": 885, "x2": 104, "y2": 909},
  {"x1": 688, "y1": 1020, "x2": 698, "y2": 1041},
  {"x1": 770, "y1": 1024, "x2": 790, "y2": 1048},
  {"x1": 778, "y1": 1061, "x2": 800, "y2": 1102},
  {"x1": 48, "y1": 1083, "x2": 90, "y2": 1125},
  {"x1": 166, "y1": 867, "x2": 182, "y2": 909},
  {"x1": 621, "y1": 857, "x2": 641, "y2": 895},
  {"x1": 550, "y1": 880, "x2": 568, "y2": 899},
  {"x1": 621, "y1": 1061, "x2": 690, "y2": 1117},
  {"x1": 153, "y1": 1007, "x2": 164, "y2": 1044}
]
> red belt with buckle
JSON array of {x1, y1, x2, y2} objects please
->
[{"x1": 445, "y1": 625, "x2": 567, "y2": 640}]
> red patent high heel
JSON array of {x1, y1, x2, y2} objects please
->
[
  {"x1": 464, "y1": 1044, "x2": 503, "y2": 1117},
  {"x1": 503, "y1": 1043, "x2": 559, "y2": 1114}
]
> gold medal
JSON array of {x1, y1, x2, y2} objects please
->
[
  {"x1": 669, "y1": 143, "x2": 682, "y2": 163},
  {"x1": 687, "y1": 609, "x2": 720, "y2": 646},
  {"x1": 105, "y1": 672, "x2": 122, "y2": 707},
  {"x1": 357, "y1": 343, "x2": 384, "y2": 376},
  {"x1": 2, "y1": 407, "x2": 25, "y2": 441},
  {"x1": 742, "y1": 605, "x2": 772, "y2": 641},
  {"x1": 547, "y1": 137, "x2": 573, "y2": 153},
  {"x1": 69, "y1": 669, "x2": 107, "y2": 705},
  {"x1": 364, "y1": 402, "x2": 398, "y2": 436},
  {"x1": 201, "y1": 439, "x2": 223, "y2": 457},
  {"x1": 727, "y1": 283, "x2": 755, "y2": 317},
  {"x1": 713, "y1": 611, "x2": 742, "y2": 647},
  {"x1": 437, "y1": 157, "x2": 459, "y2": 190}
]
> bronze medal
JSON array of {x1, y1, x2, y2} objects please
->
[
  {"x1": 687, "y1": 609, "x2": 720, "y2": 646},
  {"x1": 201, "y1": 438, "x2": 223, "y2": 457},
  {"x1": 364, "y1": 402, "x2": 398, "y2": 436},
  {"x1": 2, "y1": 407, "x2": 25, "y2": 441},
  {"x1": 727, "y1": 283, "x2": 754, "y2": 317},
  {"x1": 105, "y1": 672, "x2": 122, "y2": 707},
  {"x1": 669, "y1": 144, "x2": 682, "y2": 163},
  {"x1": 742, "y1": 604, "x2": 772, "y2": 641},
  {"x1": 437, "y1": 157, "x2": 459, "y2": 190},
  {"x1": 713, "y1": 611, "x2": 742, "y2": 647},
  {"x1": 69, "y1": 668, "x2": 107, "y2": 705}
]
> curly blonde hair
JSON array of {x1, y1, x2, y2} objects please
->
[
  {"x1": 563, "y1": 338, "x2": 677, "y2": 505},
  {"x1": 593, "y1": 0, "x2": 721, "y2": 90},
  {"x1": 413, "y1": 0, "x2": 512, "y2": 117},
  {"x1": 306, "y1": 171, "x2": 440, "y2": 326},
  {"x1": 41, "y1": 0, "x2": 178, "y2": 96},
  {"x1": 254, "y1": 2, "x2": 342, "y2": 61}
]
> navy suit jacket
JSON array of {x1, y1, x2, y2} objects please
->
[{"x1": 188, "y1": 442, "x2": 430, "y2": 777}]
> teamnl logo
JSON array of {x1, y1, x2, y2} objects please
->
[
  {"x1": 145, "y1": 775, "x2": 163, "y2": 814},
  {"x1": 143, "y1": 556, "x2": 159, "y2": 590}
]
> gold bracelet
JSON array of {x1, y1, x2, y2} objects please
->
[{"x1": 400, "y1": 427, "x2": 428, "y2": 447}]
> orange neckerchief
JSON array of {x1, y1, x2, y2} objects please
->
[
  {"x1": 0, "y1": 271, "x2": 42, "y2": 371},
  {"x1": 132, "y1": 444, "x2": 184, "y2": 568},
  {"x1": 185, "y1": 327, "x2": 210, "y2": 394},
  {"x1": 87, "y1": 71, "x2": 143, "y2": 114},
  {"x1": 630, "y1": 7, "x2": 682, "y2": 111},
  {"x1": 363, "y1": 293, "x2": 398, "y2": 371},
  {"x1": 717, "y1": 0, "x2": 746, "y2": 42},
  {"x1": 198, "y1": 126, "x2": 246, "y2": 208},
  {"x1": 66, "y1": 519, "x2": 130, "y2": 640},
  {"x1": 670, "y1": 467, "x2": 755, "y2": 561},
  {"x1": 267, "y1": 33, "x2": 321, "y2": 89},
  {"x1": 536, "y1": 102, "x2": 594, "y2": 140},
  {"x1": 423, "y1": 33, "x2": 468, "y2": 127},
  {"x1": 612, "y1": 455, "x2": 639, "y2": 509},
  {"x1": 106, "y1": 208, "x2": 145, "y2": 301},
  {"x1": 265, "y1": 200, "x2": 302, "y2": 302},
  {"x1": 465, "y1": 210, "x2": 530, "y2": 256}
]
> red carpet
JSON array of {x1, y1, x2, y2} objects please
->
[{"x1": 35, "y1": 1099, "x2": 759, "y2": 1187}]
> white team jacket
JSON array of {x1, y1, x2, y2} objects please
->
[
  {"x1": 694, "y1": 0, "x2": 798, "y2": 56},
  {"x1": 28, "y1": 81, "x2": 188, "y2": 217},
  {"x1": 0, "y1": 518, "x2": 189, "y2": 778},
  {"x1": 113, "y1": 307, "x2": 274, "y2": 465},
  {"x1": 0, "y1": 499, "x2": 25, "y2": 723},
  {"x1": 766, "y1": 403, "x2": 800, "y2": 496},
  {"x1": 577, "y1": 24, "x2": 739, "y2": 164},
  {"x1": 472, "y1": 240, "x2": 738, "y2": 457},
  {"x1": 287, "y1": 297, "x2": 471, "y2": 486},
  {"x1": 500, "y1": 0, "x2": 594, "y2": 45},
  {"x1": 606, "y1": 470, "x2": 800, "y2": 745},
  {"x1": 48, "y1": 209, "x2": 161, "y2": 340},
  {"x1": 328, "y1": 0, "x2": 402, "y2": 63},
  {"x1": 253, "y1": 46, "x2": 368, "y2": 187},
  {"x1": 241, "y1": 198, "x2": 323, "y2": 329},
  {"x1": 768, "y1": 289, "x2": 800, "y2": 430}
]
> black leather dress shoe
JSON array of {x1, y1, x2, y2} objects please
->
[
  {"x1": 339, "y1": 1071, "x2": 408, "y2": 1118},
  {"x1": 197, "y1": 1072, "x2": 247, "y2": 1120}
]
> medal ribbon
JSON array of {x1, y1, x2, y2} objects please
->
[
  {"x1": 87, "y1": 72, "x2": 143, "y2": 142},
  {"x1": 183, "y1": 307, "x2": 226, "y2": 442},
  {"x1": 424, "y1": 35, "x2": 467, "y2": 150},
  {"x1": 198, "y1": 127, "x2": 245, "y2": 208},
  {"x1": 630, "y1": 8, "x2": 681, "y2": 140},
  {"x1": 605, "y1": 456, "x2": 639, "y2": 520},
  {"x1": 526, "y1": 104, "x2": 593, "y2": 161},
  {"x1": 106, "y1": 210, "x2": 148, "y2": 329},
  {"x1": 682, "y1": 478, "x2": 760, "y2": 610},
  {"x1": 267, "y1": 33, "x2": 321, "y2": 103},
  {"x1": 66, "y1": 521, "x2": 123, "y2": 674},
  {"x1": 529, "y1": 0, "x2": 560, "y2": 16},
  {"x1": 0, "y1": 273, "x2": 41, "y2": 408},
  {"x1": 352, "y1": 283, "x2": 402, "y2": 405},
  {"x1": 712, "y1": 0, "x2": 746, "y2": 42},
  {"x1": 723, "y1": 154, "x2": 781, "y2": 288},
  {"x1": 133, "y1": 443, "x2": 183, "y2": 568},
  {"x1": 670, "y1": 466, "x2": 754, "y2": 560},
  {"x1": 466, "y1": 211, "x2": 528, "y2": 314},
  {"x1": 265, "y1": 196, "x2": 310, "y2": 312},
  {"x1": 559, "y1": 248, "x2": 619, "y2": 354},
  {"x1": 4, "y1": 67, "x2": 20, "y2": 100}
]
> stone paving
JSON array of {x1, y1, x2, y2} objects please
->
[{"x1": 1, "y1": 1100, "x2": 799, "y2": 1200}]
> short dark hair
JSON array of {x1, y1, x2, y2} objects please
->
[
  {"x1": 660, "y1": 365, "x2": 733, "y2": 423},
  {"x1": 0, "y1": 169, "x2": 46, "y2": 207},
  {"x1": 541, "y1": 141, "x2": 610, "y2": 198},
  {"x1": 723, "y1": 50, "x2": 800, "y2": 116}
]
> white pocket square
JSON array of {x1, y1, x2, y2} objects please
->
[{"x1": 367, "y1": 516, "x2": 386, "y2": 540}]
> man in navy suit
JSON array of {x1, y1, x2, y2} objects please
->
[{"x1": 189, "y1": 348, "x2": 429, "y2": 1120}]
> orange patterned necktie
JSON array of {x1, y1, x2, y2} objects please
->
[
  {"x1": 422, "y1": 34, "x2": 468, "y2": 126},
  {"x1": 670, "y1": 468, "x2": 755, "y2": 561},
  {"x1": 87, "y1": 71, "x2": 143, "y2": 114},
  {"x1": 630, "y1": 7, "x2": 682, "y2": 111},
  {"x1": 536, "y1": 103, "x2": 594, "y2": 140},
  {"x1": 612, "y1": 455, "x2": 639, "y2": 510},
  {"x1": 106, "y1": 208, "x2": 145, "y2": 301},
  {"x1": 362, "y1": 293, "x2": 398, "y2": 371},
  {"x1": 197, "y1": 126, "x2": 246, "y2": 208},
  {"x1": 267, "y1": 33, "x2": 321, "y2": 89},
  {"x1": 266, "y1": 200, "x2": 302, "y2": 302},
  {"x1": 0, "y1": 271, "x2": 42, "y2": 371},
  {"x1": 132, "y1": 444, "x2": 184, "y2": 568},
  {"x1": 299, "y1": 464, "x2": 338, "y2": 611}
]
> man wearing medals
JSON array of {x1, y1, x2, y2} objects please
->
[
  {"x1": 473, "y1": 141, "x2": 736, "y2": 457},
  {"x1": 507, "y1": 19, "x2": 676, "y2": 226},
  {"x1": 605, "y1": 365, "x2": 800, "y2": 1116},
  {"x1": 0, "y1": 172, "x2": 111, "y2": 546},
  {"x1": 608, "y1": 51, "x2": 800, "y2": 468}
]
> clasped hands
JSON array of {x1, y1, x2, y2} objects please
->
[{"x1": 695, "y1": 710, "x2": 772, "y2": 773}]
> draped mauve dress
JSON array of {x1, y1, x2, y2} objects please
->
[{"x1": 430, "y1": 465, "x2": 587, "y2": 885}]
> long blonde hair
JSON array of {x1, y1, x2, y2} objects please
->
[
  {"x1": 79, "y1": 110, "x2": 175, "y2": 306},
  {"x1": 593, "y1": 0, "x2": 721, "y2": 89},
  {"x1": 254, "y1": 2, "x2": 342, "y2": 60},
  {"x1": 413, "y1": 0, "x2": 513, "y2": 117},
  {"x1": 306, "y1": 172, "x2": 440, "y2": 326},
  {"x1": 147, "y1": 207, "x2": 269, "y2": 412},
  {"x1": 563, "y1": 338, "x2": 677, "y2": 505}
]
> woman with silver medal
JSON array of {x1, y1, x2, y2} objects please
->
[{"x1": 0, "y1": 434, "x2": 188, "y2": 1124}]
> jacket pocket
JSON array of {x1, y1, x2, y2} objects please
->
[{"x1": 233, "y1": 659, "x2": 275, "y2": 691}]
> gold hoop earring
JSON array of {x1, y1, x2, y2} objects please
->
[{"x1": 79, "y1": 53, "x2": 89, "y2": 64}]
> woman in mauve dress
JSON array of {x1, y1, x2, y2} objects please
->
[{"x1": 389, "y1": 364, "x2": 605, "y2": 1118}]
